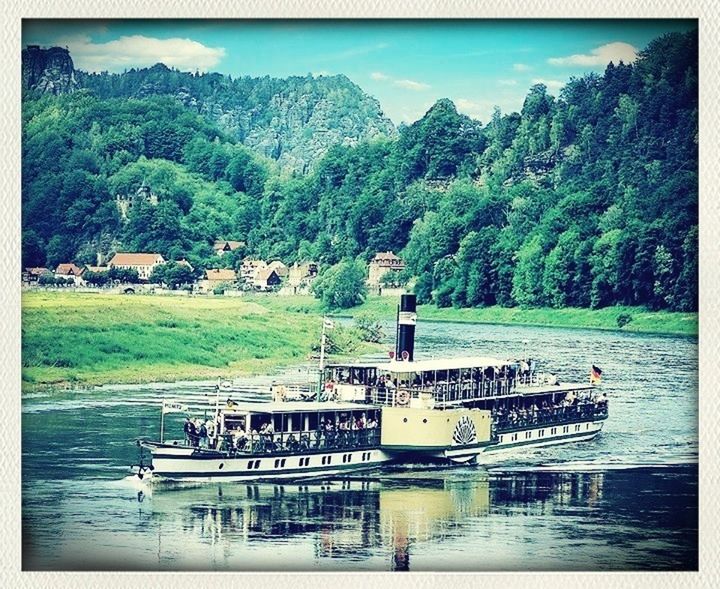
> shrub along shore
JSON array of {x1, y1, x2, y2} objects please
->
[{"x1": 21, "y1": 291, "x2": 696, "y2": 392}]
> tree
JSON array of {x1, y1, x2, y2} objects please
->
[
  {"x1": 83, "y1": 269, "x2": 110, "y2": 286},
  {"x1": 312, "y1": 259, "x2": 368, "y2": 309}
]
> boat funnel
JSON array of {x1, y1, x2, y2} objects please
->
[{"x1": 395, "y1": 294, "x2": 417, "y2": 361}]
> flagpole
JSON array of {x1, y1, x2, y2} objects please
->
[{"x1": 319, "y1": 317, "x2": 328, "y2": 398}]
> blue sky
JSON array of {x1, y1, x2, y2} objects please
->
[{"x1": 23, "y1": 19, "x2": 696, "y2": 124}]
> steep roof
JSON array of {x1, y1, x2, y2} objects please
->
[
  {"x1": 176, "y1": 259, "x2": 194, "y2": 270},
  {"x1": 108, "y1": 253, "x2": 164, "y2": 266},
  {"x1": 26, "y1": 267, "x2": 49, "y2": 276},
  {"x1": 268, "y1": 260, "x2": 289, "y2": 275},
  {"x1": 213, "y1": 240, "x2": 244, "y2": 251},
  {"x1": 205, "y1": 268, "x2": 236, "y2": 281},
  {"x1": 371, "y1": 251, "x2": 404, "y2": 266},
  {"x1": 55, "y1": 263, "x2": 83, "y2": 275},
  {"x1": 254, "y1": 267, "x2": 280, "y2": 283}
]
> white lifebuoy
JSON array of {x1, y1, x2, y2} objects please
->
[{"x1": 396, "y1": 390, "x2": 410, "y2": 406}]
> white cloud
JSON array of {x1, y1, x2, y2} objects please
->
[
  {"x1": 531, "y1": 78, "x2": 566, "y2": 91},
  {"x1": 513, "y1": 63, "x2": 531, "y2": 72},
  {"x1": 498, "y1": 79, "x2": 518, "y2": 86},
  {"x1": 370, "y1": 71, "x2": 390, "y2": 81},
  {"x1": 548, "y1": 42, "x2": 638, "y2": 67},
  {"x1": 454, "y1": 98, "x2": 485, "y2": 119},
  {"x1": 393, "y1": 78, "x2": 430, "y2": 91},
  {"x1": 56, "y1": 34, "x2": 226, "y2": 73}
]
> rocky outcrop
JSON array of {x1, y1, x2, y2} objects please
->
[
  {"x1": 22, "y1": 46, "x2": 78, "y2": 95},
  {"x1": 78, "y1": 63, "x2": 396, "y2": 173},
  {"x1": 22, "y1": 47, "x2": 396, "y2": 172}
]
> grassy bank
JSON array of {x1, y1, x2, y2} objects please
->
[
  {"x1": 346, "y1": 298, "x2": 697, "y2": 336},
  {"x1": 21, "y1": 292, "x2": 373, "y2": 391},
  {"x1": 243, "y1": 294, "x2": 697, "y2": 336}
]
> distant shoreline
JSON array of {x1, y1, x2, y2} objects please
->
[{"x1": 251, "y1": 294, "x2": 697, "y2": 338}]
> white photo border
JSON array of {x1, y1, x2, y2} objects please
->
[{"x1": 4, "y1": 2, "x2": 715, "y2": 588}]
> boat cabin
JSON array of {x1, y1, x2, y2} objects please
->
[{"x1": 211, "y1": 401, "x2": 381, "y2": 456}]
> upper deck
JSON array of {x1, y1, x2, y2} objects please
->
[{"x1": 323, "y1": 356, "x2": 595, "y2": 410}]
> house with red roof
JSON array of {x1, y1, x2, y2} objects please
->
[{"x1": 107, "y1": 252, "x2": 165, "y2": 282}]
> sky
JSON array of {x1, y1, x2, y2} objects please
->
[{"x1": 23, "y1": 19, "x2": 696, "y2": 125}]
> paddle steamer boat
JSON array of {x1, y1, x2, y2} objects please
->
[{"x1": 135, "y1": 294, "x2": 608, "y2": 482}]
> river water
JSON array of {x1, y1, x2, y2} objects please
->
[{"x1": 22, "y1": 320, "x2": 698, "y2": 571}]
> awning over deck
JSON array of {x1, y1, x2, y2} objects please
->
[
  {"x1": 221, "y1": 400, "x2": 379, "y2": 415},
  {"x1": 380, "y1": 356, "x2": 514, "y2": 374}
]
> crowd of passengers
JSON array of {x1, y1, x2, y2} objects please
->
[
  {"x1": 491, "y1": 391, "x2": 608, "y2": 428},
  {"x1": 183, "y1": 412, "x2": 378, "y2": 453},
  {"x1": 329, "y1": 361, "x2": 537, "y2": 393}
]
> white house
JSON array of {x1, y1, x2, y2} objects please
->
[{"x1": 107, "y1": 252, "x2": 165, "y2": 282}]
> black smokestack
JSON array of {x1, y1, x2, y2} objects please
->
[{"x1": 395, "y1": 294, "x2": 417, "y2": 361}]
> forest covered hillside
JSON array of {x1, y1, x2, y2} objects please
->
[
  {"x1": 21, "y1": 29, "x2": 698, "y2": 312},
  {"x1": 22, "y1": 45, "x2": 396, "y2": 173}
]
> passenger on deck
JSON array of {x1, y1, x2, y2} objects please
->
[
  {"x1": 205, "y1": 419, "x2": 216, "y2": 448},
  {"x1": 198, "y1": 420, "x2": 208, "y2": 448},
  {"x1": 183, "y1": 417, "x2": 193, "y2": 445}
]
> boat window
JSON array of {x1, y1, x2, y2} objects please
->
[
  {"x1": 307, "y1": 413, "x2": 318, "y2": 431},
  {"x1": 250, "y1": 413, "x2": 271, "y2": 432},
  {"x1": 290, "y1": 413, "x2": 302, "y2": 431}
]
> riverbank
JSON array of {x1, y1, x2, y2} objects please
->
[
  {"x1": 246, "y1": 295, "x2": 698, "y2": 337},
  {"x1": 21, "y1": 291, "x2": 696, "y2": 392},
  {"x1": 21, "y1": 292, "x2": 375, "y2": 392}
]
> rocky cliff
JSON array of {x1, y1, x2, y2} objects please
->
[
  {"x1": 22, "y1": 46, "x2": 396, "y2": 172},
  {"x1": 22, "y1": 46, "x2": 78, "y2": 95}
]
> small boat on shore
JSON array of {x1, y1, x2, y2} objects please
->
[{"x1": 134, "y1": 294, "x2": 608, "y2": 482}]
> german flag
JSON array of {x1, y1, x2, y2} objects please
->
[{"x1": 590, "y1": 365, "x2": 603, "y2": 384}]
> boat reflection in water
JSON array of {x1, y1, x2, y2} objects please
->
[{"x1": 139, "y1": 467, "x2": 627, "y2": 571}]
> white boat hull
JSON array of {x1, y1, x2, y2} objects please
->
[
  {"x1": 478, "y1": 419, "x2": 605, "y2": 461},
  {"x1": 143, "y1": 446, "x2": 393, "y2": 483}
]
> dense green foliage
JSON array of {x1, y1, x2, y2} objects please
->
[
  {"x1": 312, "y1": 259, "x2": 368, "y2": 309},
  {"x1": 22, "y1": 30, "x2": 697, "y2": 311}
]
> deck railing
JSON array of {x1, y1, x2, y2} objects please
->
[
  {"x1": 493, "y1": 402, "x2": 608, "y2": 433},
  {"x1": 198, "y1": 428, "x2": 382, "y2": 456}
]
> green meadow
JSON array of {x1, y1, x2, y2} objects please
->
[{"x1": 21, "y1": 292, "x2": 329, "y2": 391}]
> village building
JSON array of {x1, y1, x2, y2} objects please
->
[
  {"x1": 23, "y1": 267, "x2": 50, "y2": 283},
  {"x1": 199, "y1": 268, "x2": 237, "y2": 292},
  {"x1": 267, "y1": 260, "x2": 289, "y2": 278},
  {"x1": 282, "y1": 261, "x2": 319, "y2": 295},
  {"x1": 84, "y1": 265, "x2": 108, "y2": 274},
  {"x1": 240, "y1": 259, "x2": 267, "y2": 281},
  {"x1": 54, "y1": 263, "x2": 85, "y2": 284},
  {"x1": 252, "y1": 267, "x2": 282, "y2": 291},
  {"x1": 367, "y1": 251, "x2": 406, "y2": 286},
  {"x1": 213, "y1": 240, "x2": 245, "y2": 256},
  {"x1": 107, "y1": 252, "x2": 165, "y2": 282},
  {"x1": 175, "y1": 259, "x2": 194, "y2": 271},
  {"x1": 287, "y1": 261, "x2": 318, "y2": 287}
]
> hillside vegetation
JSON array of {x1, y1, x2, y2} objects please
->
[{"x1": 22, "y1": 30, "x2": 697, "y2": 314}]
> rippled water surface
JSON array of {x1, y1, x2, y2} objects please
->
[{"x1": 22, "y1": 321, "x2": 698, "y2": 571}]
